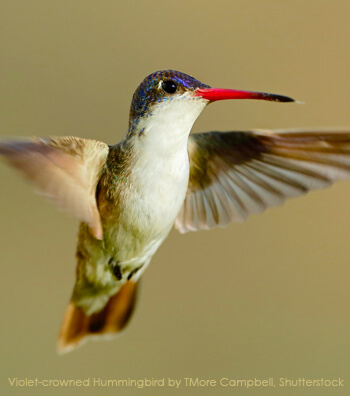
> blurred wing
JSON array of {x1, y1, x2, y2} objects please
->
[
  {"x1": 175, "y1": 129, "x2": 350, "y2": 233},
  {"x1": 0, "y1": 136, "x2": 109, "y2": 239}
]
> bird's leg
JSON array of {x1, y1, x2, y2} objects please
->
[
  {"x1": 127, "y1": 265, "x2": 144, "y2": 281},
  {"x1": 108, "y1": 258, "x2": 123, "y2": 281}
]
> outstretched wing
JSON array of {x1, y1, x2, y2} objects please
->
[
  {"x1": 0, "y1": 136, "x2": 109, "y2": 239},
  {"x1": 175, "y1": 129, "x2": 350, "y2": 233}
]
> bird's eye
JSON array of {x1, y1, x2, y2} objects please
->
[{"x1": 162, "y1": 80, "x2": 177, "y2": 94}]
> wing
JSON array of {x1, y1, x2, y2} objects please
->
[
  {"x1": 0, "y1": 136, "x2": 109, "y2": 239},
  {"x1": 175, "y1": 129, "x2": 350, "y2": 233}
]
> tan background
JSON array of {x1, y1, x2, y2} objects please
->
[{"x1": 0, "y1": 0, "x2": 349, "y2": 395}]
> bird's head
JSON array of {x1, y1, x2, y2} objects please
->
[
  {"x1": 128, "y1": 70, "x2": 209, "y2": 131},
  {"x1": 128, "y1": 70, "x2": 295, "y2": 139}
]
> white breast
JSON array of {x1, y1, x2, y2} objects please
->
[{"x1": 126, "y1": 94, "x2": 207, "y2": 232}]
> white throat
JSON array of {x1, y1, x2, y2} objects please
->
[{"x1": 135, "y1": 93, "x2": 207, "y2": 154}]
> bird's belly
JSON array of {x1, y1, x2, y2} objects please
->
[
  {"x1": 90, "y1": 165, "x2": 187, "y2": 275},
  {"x1": 108, "y1": 174, "x2": 188, "y2": 263}
]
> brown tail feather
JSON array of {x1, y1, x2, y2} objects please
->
[{"x1": 57, "y1": 281, "x2": 139, "y2": 354}]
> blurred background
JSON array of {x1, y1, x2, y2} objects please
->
[{"x1": 0, "y1": 0, "x2": 349, "y2": 395}]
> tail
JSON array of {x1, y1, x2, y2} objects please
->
[{"x1": 57, "y1": 281, "x2": 139, "y2": 354}]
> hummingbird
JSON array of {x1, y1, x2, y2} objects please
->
[{"x1": 1, "y1": 70, "x2": 350, "y2": 353}]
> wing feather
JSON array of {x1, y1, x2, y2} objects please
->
[
  {"x1": 0, "y1": 136, "x2": 109, "y2": 239},
  {"x1": 175, "y1": 129, "x2": 350, "y2": 233}
]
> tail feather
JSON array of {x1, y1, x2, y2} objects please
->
[{"x1": 57, "y1": 281, "x2": 139, "y2": 354}]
